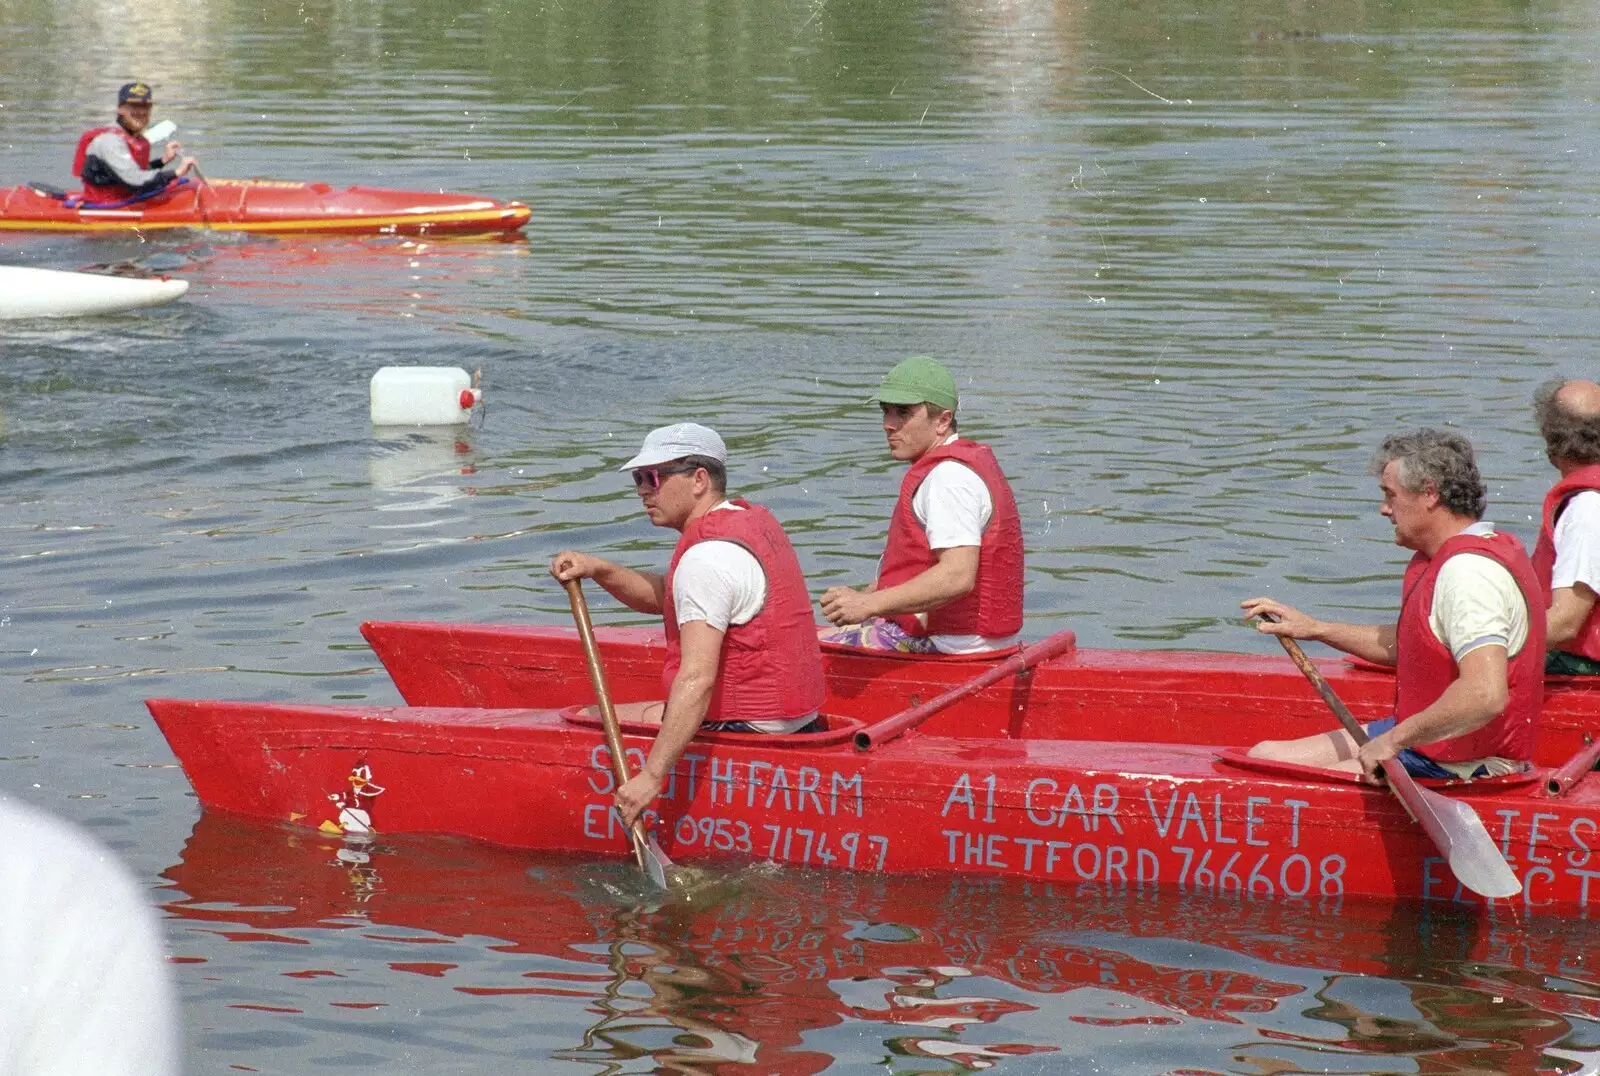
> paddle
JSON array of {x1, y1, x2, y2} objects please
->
[
  {"x1": 563, "y1": 578, "x2": 673, "y2": 889},
  {"x1": 141, "y1": 120, "x2": 210, "y2": 193},
  {"x1": 854, "y1": 629, "x2": 1077, "y2": 750},
  {"x1": 1262, "y1": 621, "x2": 1521, "y2": 899}
]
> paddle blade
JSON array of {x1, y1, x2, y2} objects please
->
[
  {"x1": 1434, "y1": 794, "x2": 1522, "y2": 899},
  {"x1": 641, "y1": 832, "x2": 673, "y2": 890}
]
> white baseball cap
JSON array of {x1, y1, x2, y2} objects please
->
[{"x1": 618, "y1": 422, "x2": 728, "y2": 471}]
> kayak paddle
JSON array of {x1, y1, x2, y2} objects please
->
[
  {"x1": 563, "y1": 578, "x2": 673, "y2": 889},
  {"x1": 141, "y1": 120, "x2": 208, "y2": 192},
  {"x1": 855, "y1": 628, "x2": 1078, "y2": 750},
  {"x1": 1267, "y1": 627, "x2": 1521, "y2": 900}
]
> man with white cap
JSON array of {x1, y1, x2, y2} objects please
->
[
  {"x1": 551, "y1": 423, "x2": 826, "y2": 827},
  {"x1": 819, "y1": 355, "x2": 1025, "y2": 655}
]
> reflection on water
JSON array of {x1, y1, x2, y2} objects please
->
[
  {"x1": 368, "y1": 432, "x2": 480, "y2": 520},
  {"x1": 160, "y1": 814, "x2": 1600, "y2": 1074}
]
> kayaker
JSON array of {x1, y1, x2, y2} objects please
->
[
  {"x1": 71, "y1": 82, "x2": 197, "y2": 203},
  {"x1": 549, "y1": 422, "x2": 825, "y2": 827},
  {"x1": 818, "y1": 355, "x2": 1024, "y2": 655},
  {"x1": 1242, "y1": 428, "x2": 1545, "y2": 782},
  {"x1": 1531, "y1": 378, "x2": 1600, "y2": 675}
]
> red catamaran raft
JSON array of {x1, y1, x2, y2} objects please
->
[
  {"x1": 146, "y1": 623, "x2": 1600, "y2": 912},
  {"x1": 0, "y1": 178, "x2": 530, "y2": 234}
]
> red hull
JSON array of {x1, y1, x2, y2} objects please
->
[
  {"x1": 146, "y1": 626, "x2": 1600, "y2": 911},
  {"x1": 360, "y1": 621, "x2": 1600, "y2": 768},
  {"x1": 0, "y1": 179, "x2": 530, "y2": 234}
]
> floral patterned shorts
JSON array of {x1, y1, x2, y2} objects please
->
[{"x1": 819, "y1": 617, "x2": 941, "y2": 654}]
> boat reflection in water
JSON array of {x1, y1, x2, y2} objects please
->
[
  {"x1": 160, "y1": 813, "x2": 1600, "y2": 1074},
  {"x1": 136, "y1": 229, "x2": 532, "y2": 321}
]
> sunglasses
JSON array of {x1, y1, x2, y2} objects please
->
[{"x1": 630, "y1": 463, "x2": 698, "y2": 490}]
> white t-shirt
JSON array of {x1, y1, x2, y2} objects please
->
[
  {"x1": 0, "y1": 798, "x2": 180, "y2": 1076},
  {"x1": 672, "y1": 502, "x2": 813, "y2": 732},
  {"x1": 1429, "y1": 523, "x2": 1528, "y2": 661},
  {"x1": 1551, "y1": 489, "x2": 1600, "y2": 593},
  {"x1": 906, "y1": 436, "x2": 1017, "y2": 655},
  {"x1": 673, "y1": 505, "x2": 767, "y2": 631}
]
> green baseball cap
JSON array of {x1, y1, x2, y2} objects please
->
[{"x1": 871, "y1": 354, "x2": 959, "y2": 413}]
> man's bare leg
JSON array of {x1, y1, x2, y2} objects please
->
[
  {"x1": 586, "y1": 700, "x2": 666, "y2": 725},
  {"x1": 1248, "y1": 726, "x2": 1367, "y2": 773}
]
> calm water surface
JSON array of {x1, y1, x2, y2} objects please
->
[{"x1": 3, "y1": 0, "x2": 1600, "y2": 1071}]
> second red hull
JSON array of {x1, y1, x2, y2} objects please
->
[{"x1": 358, "y1": 621, "x2": 1600, "y2": 768}]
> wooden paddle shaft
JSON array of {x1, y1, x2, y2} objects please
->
[
  {"x1": 855, "y1": 629, "x2": 1077, "y2": 750},
  {"x1": 1274, "y1": 635, "x2": 1369, "y2": 745},
  {"x1": 563, "y1": 578, "x2": 649, "y2": 874},
  {"x1": 563, "y1": 579, "x2": 630, "y2": 789}
]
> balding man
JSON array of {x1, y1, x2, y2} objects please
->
[{"x1": 1532, "y1": 378, "x2": 1600, "y2": 675}]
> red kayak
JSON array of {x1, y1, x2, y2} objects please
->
[
  {"x1": 0, "y1": 177, "x2": 530, "y2": 234},
  {"x1": 146, "y1": 622, "x2": 1600, "y2": 911}
]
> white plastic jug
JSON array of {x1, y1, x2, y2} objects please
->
[{"x1": 369, "y1": 366, "x2": 481, "y2": 426}]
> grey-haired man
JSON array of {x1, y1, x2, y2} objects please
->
[{"x1": 1242, "y1": 429, "x2": 1544, "y2": 783}]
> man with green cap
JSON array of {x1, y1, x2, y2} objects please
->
[{"x1": 819, "y1": 355, "x2": 1025, "y2": 654}]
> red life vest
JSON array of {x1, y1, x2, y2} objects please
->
[
  {"x1": 876, "y1": 439, "x2": 1024, "y2": 638},
  {"x1": 1530, "y1": 464, "x2": 1600, "y2": 661},
  {"x1": 661, "y1": 500, "x2": 826, "y2": 721},
  {"x1": 1394, "y1": 530, "x2": 1545, "y2": 762},
  {"x1": 71, "y1": 124, "x2": 153, "y2": 201}
]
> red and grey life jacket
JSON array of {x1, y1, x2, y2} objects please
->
[
  {"x1": 661, "y1": 500, "x2": 826, "y2": 721},
  {"x1": 71, "y1": 124, "x2": 152, "y2": 202},
  {"x1": 876, "y1": 439, "x2": 1024, "y2": 638},
  {"x1": 1531, "y1": 464, "x2": 1600, "y2": 661},
  {"x1": 1394, "y1": 530, "x2": 1545, "y2": 762}
]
